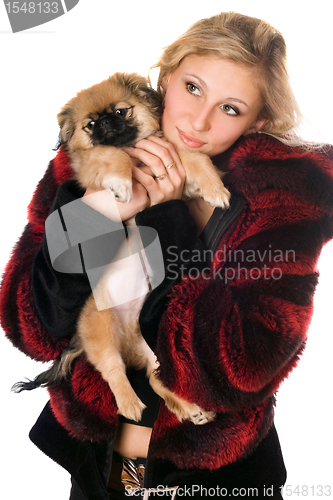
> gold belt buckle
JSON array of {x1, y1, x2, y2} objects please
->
[
  {"x1": 121, "y1": 457, "x2": 178, "y2": 498},
  {"x1": 121, "y1": 457, "x2": 145, "y2": 492}
]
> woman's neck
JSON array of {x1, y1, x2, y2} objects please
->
[{"x1": 186, "y1": 198, "x2": 215, "y2": 236}]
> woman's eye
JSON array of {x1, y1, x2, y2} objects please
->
[
  {"x1": 186, "y1": 83, "x2": 201, "y2": 95},
  {"x1": 221, "y1": 104, "x2": 238, "y2": 116}
]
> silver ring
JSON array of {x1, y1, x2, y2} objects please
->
[{"x1": 165, "y1": 162, "x2": 175, "y2": 170}]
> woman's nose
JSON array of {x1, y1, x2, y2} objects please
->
[{"x1": 191, "y1": 106, "x2": 212, "y2": 132}]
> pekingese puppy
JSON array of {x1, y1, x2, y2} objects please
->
[{"x1": 14, "y1": 73, "x2": 230, "y2": 425}]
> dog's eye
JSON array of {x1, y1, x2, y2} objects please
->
[
  {"x1": 85, "y1": 121, "x2": 95, "y2": 131},
  {"x1": 115, "y1": 108, "x2": 127, "y2": 117},
  {"x1": 115, "y1": 106, "x2": 134, "y2": 118}
]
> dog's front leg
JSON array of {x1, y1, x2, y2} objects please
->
[
  {"x1": 77, "y1": 294, "x2": 146, "y2": 422},
  {"x1": 178, "y1": 150, "x2": 230, "y2": 208},
  {"x1": 71, "y1": 146, "x2": 133, "y2": 203}
]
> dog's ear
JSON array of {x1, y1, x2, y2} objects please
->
[
  {"x1": 57, "y1": 102, "x2": 76, "y2": 145},
  {"x1": 137, "y1": 85, "x2": 162, "y2": 120},
  {"x1": 121, "y1": 73, "x2": 162, "y2": 121}
]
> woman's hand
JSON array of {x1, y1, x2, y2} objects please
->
[
  {"x1": 83, "y1": 175, "x2": 150, "y2": 222},
  {"x1": 127, "y1": 135, "x2": 186, "y2": 207},
  {"x1": 83, "y1": 136, "x2": 185, "y2": 222},
  {"x1": 82, "y1": 158, "x2": 150, "y2": 221}
]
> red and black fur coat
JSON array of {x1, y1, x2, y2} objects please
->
[{"x1": 1, "y1": 133, "x2": 333, "y2": 472}]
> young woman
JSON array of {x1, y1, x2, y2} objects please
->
[{"x1": 1, "y1": 12, "x2": 333, "y2": 500}]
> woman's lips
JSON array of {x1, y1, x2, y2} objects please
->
[{"x1": 177, "y1": 129, "x2": 206, "y2": 148}]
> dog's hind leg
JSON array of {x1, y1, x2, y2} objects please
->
[
  {"x1": 77, "y1": 295, "x2": 146, "y2": 422},
  {"x1": 140, "y1": 339, "x2": 215, "y2": 425}
]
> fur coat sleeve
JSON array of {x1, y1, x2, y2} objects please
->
[
  {"x1": 153, "y1": 135, "x2": 333, "y2": 412},
  {"x1": 0, "y1": 148, "x2": 74, "y2": 360}
]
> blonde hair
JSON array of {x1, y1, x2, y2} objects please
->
[{"x1": 152, "y1": 12, "x2": 305, "y2": 145}]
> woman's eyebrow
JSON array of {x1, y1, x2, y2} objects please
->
[
  {"x1": 226, "y1": 97, "x2": 249, "y2": 107},
  {"x1": 185, "y1": 73, "x2": 208, "y2": 89}
]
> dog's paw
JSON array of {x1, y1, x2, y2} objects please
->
[
  {"x1": 178, "y1": 403, "x2": 216, "y2": 425},
  {"x1": 164, "y1": 395, "x2": 215, "y2": 425},
  {"x1": 183, "y1": 179, "x2": 230, "y2": 209},
  {"x1": 102, "y1": 177, "x2": 132, "y2": 203},
  {"x1": 117, "y1": 394, "x2": 146, "y2": 422},
  {"x1": 203, "y1": 185, "x2": 230, "y2": 209},
  {"x1": 186, "y1": 405, "x2": 216, "y2": 425}
]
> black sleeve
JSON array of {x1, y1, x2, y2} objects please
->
[{"x1": 32, "y1": 181, "x2": 126, "y2": 339}]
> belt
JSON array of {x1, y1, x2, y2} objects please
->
[{"x1": 108, "y1": 452, "x2": 178, "y2": 499}]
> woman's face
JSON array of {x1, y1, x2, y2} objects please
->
[{"x1": 161, "y1": 55, "x2": 266, "y2": 157}]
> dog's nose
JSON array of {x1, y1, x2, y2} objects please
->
[{"x1": 99, "y1": 117, "x2": 116, "y2": 132}]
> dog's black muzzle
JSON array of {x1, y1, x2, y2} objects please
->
[{"x1": 92, "y1": 114, "x2": 138, "y2": 148}]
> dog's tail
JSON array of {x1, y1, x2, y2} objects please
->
[{"x1": 12, "y1": 338, "x2": 83, "y2": 393}]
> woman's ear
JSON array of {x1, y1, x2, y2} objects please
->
[
  {"x1": 247, "y1": 118, "x2": 269, "y2": 134},
  {"x1": 161, "y1": 74, "x2": 171, "y2": 90}
]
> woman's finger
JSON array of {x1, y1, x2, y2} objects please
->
[
  {"x1": 126, "y1": 136, "x2": 186, "y2": 206},
  {"x1": 127, "y1": 145, "x2": 168, "y2": 180},
  {"x1": 132, "y1": 164, "x2": 182, "y2": 206},
  {"x1": 133, "y1": 136, "x2": 185, "y2": 177}
]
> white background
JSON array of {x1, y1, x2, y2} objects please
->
[{"x1": 0, "y1": 1, "x2": 332, "y2": 498}]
